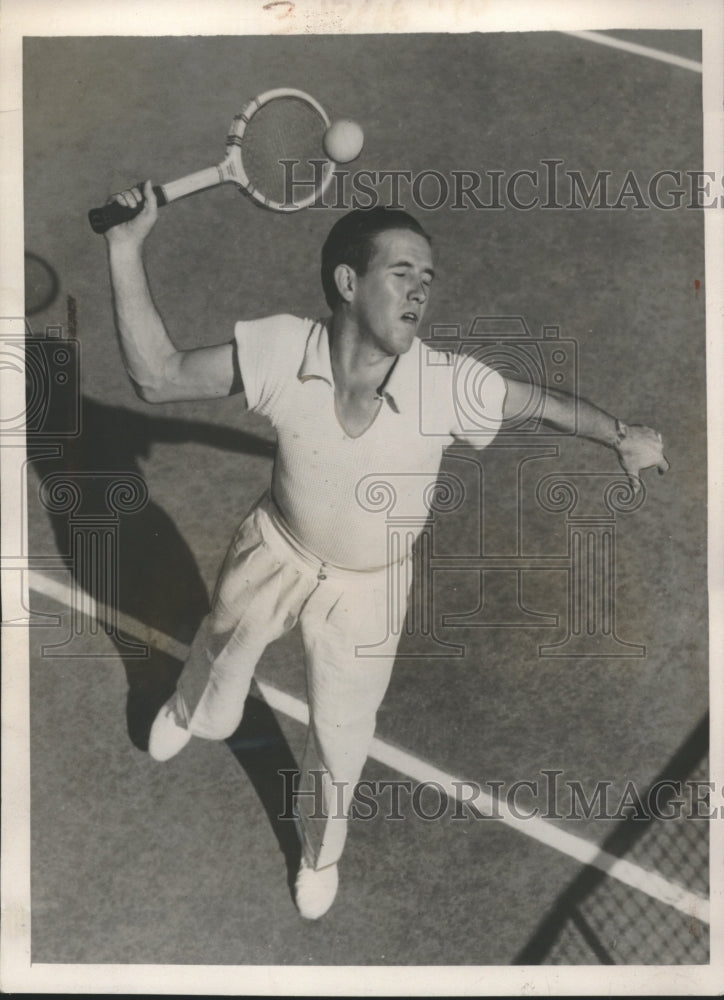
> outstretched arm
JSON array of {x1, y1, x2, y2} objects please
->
[
  {"x1": 503, "y1": 378, "x2": 670, "y2": 489},
  {"x1": 106, "y1": 181, "x2": 240, "y2": 403}
]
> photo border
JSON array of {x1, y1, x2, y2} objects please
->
[{"x1": 2, "y1": 0, "x2": 722, "y2": 994}]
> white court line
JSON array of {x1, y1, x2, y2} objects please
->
[
  {"x1": 561, "y1": 30, "x2": 703, "y2": 74},
  {"x1": 28, "y1": 569, "x2": 709, "y2": 925}
]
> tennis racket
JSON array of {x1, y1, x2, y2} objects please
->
[{"x1": 88, "y1": 88, "x2": 336, "y2": 234}]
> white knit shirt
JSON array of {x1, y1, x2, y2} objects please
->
[{"x1": 235, "y1": 315, "x2": 505, "y2": 570}]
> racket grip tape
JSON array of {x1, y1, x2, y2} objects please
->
[{"x1": 88, "y1": 183, "x2": 167, "y2": 234}]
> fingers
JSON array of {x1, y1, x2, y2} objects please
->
[
  {"x1": 617, "y1": 455, "x2": 641, "y2": 494},
  {"x1": 651, "y1": 429, "x2": 670, "y2": 474},
  {"x1": 141, "y1": 179, "x2": 159, "y2": 215},
  {"x1": 628, "y1": 473, "x2": 643, "y2": 495},
  {"x1": 104, "y1": 180, "x2": 158, "y2": 240},
  {"x1": 623, "y1": 468, "x2": 642, "y2": 495},
  {"x1": 108, "y1": 185, "x2": 144, "y2": 208},
  {"x1": 106, "y1": 181, "x2": 157, "y2": 216},
  {"x1": 618, "y1": 448, "x2": 669, "y2": 494}
]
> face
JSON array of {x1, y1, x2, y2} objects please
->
[{"x1": 345, "y1": 229, "x2": 435, "y2": 356}]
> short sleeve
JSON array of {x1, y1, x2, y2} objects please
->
[
  {"x1": 449, "y1": 351, "x2": 506, "y2": 449},
  {"x1": 419, "y1": 345, "x2": 506, "y2": 450},
  {"x1": 234, "y1": 314, "x2": 308, "y2": 422}
]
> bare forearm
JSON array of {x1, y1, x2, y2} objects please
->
[
  {"x1": 102, "y1": 181, "x2": 238, "y2": 403},
  {"x1": 108, "y1": 240, "x2": 179, "y2": 398},
  {"x1": 503, "y1": 376, "x2": 669, "y2": 487},
  {"x1": 537, "y1": 382, "x2": 670, "y2": 483},
  {"x1": 538, "y1": 383, "x2": 619, "y2": 447}
]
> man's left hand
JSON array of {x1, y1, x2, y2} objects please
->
[{"x1": 615, "y1": 423, "x2": 670, "y2": 492}]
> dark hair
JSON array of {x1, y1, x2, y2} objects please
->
[{"x1": 320, "y1": 208, "x2": 431, "y2": 309}]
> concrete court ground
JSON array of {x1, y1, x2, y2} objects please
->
[{"x1": 19, "y1": 29, "x2": 708, "y2": 967}]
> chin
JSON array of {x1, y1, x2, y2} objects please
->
[{"x1": 392, "y1": 327, "x2": 418, "y2": 353}]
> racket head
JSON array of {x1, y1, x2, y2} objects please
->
[{"x1": 224, "y1": 88, "x2": 335, "y2": 212}]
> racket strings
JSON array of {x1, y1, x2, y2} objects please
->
[{"x1": 242, "y1": 97, "x2": 328, "y2": 204}]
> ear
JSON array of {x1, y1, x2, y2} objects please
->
[{"x1": 333, "y1": 263, "x2": 356, "y2": 303}]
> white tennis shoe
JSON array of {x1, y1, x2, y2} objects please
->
[
  {"x1": 295, "y1": 858, "x2": 339, "y2": 919},
  {"x1": 148, "y1": 691, "x2": 192, "y2": 761}
]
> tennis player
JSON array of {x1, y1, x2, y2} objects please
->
[{"x1": 106, "y1": 181, "x2": 669, "y2": 919}]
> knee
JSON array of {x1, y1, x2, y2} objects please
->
[
  {"x1": 207, "y1": 585, "x2": 243, "y2": 634},
  {"x1": 203, "y1": 620, "x2": 237, "y2": 662}
]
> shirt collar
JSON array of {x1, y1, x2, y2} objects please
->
[
  {"x1": 297, "y1": 318, "x2": 419, "y2": 413},
  {"x1": 298, "y1": 319, "x2": 334, "y2": 386}
]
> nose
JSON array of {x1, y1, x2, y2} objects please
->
[{"x1": 408, "y1": 279, "x2": 427, "y2": 304}]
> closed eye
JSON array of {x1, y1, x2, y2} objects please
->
[{"x1": 392, "y1": 270, "x2": 434, "y2": 286}]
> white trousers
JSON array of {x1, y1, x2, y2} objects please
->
[{"x1": 176, "y1": 494, "x2": 406, "y2": 869}]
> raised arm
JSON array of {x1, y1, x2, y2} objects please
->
[
  {"x1": 503, "y1": 377, "x2": 670, "y2": 489},
  {"x1": 105, "y1": 181, "x2": 240, "y2": 403}
]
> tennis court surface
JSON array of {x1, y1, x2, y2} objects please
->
[{"x1": 17, "y1": 29, "x2": 709, "y2": 968}]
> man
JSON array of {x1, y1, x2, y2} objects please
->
[{"x1": 106, "y1": 181, "x2": 669, "y2": 919}]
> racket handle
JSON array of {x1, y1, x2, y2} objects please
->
[{"x1": 88, "y1": 183, "x2": 167, "y2": 234}]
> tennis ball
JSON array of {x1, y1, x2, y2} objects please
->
[{"x1": 323, "y1": 119, "x2": 364, "y2": 163}]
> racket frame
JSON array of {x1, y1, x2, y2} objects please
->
[
  {"x1": 89, "y1": 88, "x2": 337, "y2": 233},
  {"x1": 156, "y1": 87, "x2": 335, "y2": 212}
]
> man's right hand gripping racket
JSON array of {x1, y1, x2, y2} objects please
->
[{"x1": 88, "y1": 88, "x2": 349, "y2": 233}]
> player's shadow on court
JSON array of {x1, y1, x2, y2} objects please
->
[
  {"x1": 29, "y1": 392, "x2": 277, "y2": 751},
  {"x1": 225, "y1": 686, "x2": 303, "y2": 888}
]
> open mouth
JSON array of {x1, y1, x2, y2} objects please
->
[{"x1": 401, "y1": 312, "x2": 418, "y2": 324}]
